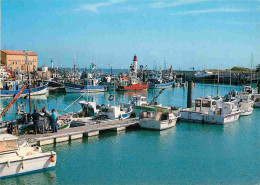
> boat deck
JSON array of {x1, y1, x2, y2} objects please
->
[{"x1": 18, "y1": 118, "x2": 139, "y2": 146}]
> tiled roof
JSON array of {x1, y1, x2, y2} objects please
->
[{"x1": 1, "y1": 50, "x2": 38, "y2": 56}]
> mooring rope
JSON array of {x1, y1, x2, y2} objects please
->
[{"x1": 61, "y1": 91, "x2": 87, "y2": 112}]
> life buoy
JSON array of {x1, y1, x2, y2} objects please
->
[
  {"x1": 108, "y1": 95, "x2": 114, "y2": 101},
  {"x1": 17, "y1": 104, "x2": 25, "y2": 112}
]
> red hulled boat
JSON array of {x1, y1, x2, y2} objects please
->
[{"x1": 118, "y1": 83, "x2": 149, "y2": 91}]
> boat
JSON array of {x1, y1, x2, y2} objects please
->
[
  {"x1": 139, "y1": 110, "x2": 180, "y2": 130},
  {"x1": 237, "y1": 93, "x2": 254, "y2": 116},
  {"x1": 194, "y1": 70, "x2": 217, "y2": 78},
  {"x1": 253, "y1": 94, "x2": 260, "y2": 108},
  {"x1": 204, "y1": 101, "x2": 241, "y2": 124},
  {"x1": 148, "y1": 80, "x2": 174, "y2": 89},
  {"x1": 0, "y1": 81, "x2": 49, "y2": 97},
  {"x1": 64, "y1": 81, "x2": 107, "y2": 93},
  {"x1": 96, "y1": 104, "x2": 132, "y2": 120},
  {"x1": 117, "y1": 82, "x2": 148, "y2": 91},
  {"x1": 224, "y1": 89, "x2": 254, "y2": 116},
  {"x1": 180, "y1": 97, "x2": 220, "y2": 122},
  {"x1": 0, "y1": 134, "x2": 56, "y2": 178},
  {"x1": 131, "y1": 95, "x2": 158, "y2": 114}
]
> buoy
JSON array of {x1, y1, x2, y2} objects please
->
[
  {"x1": 108, "y1": 95, "x2": 114, "y2": 101},
  {"x1": 49, "y1": 155, "x2": 55, "y2": 162}
]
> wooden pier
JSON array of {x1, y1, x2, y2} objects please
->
[{"x1": 18, "y1": 118, "x2": 139, "y2": 146}]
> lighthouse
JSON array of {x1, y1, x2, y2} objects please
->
[{"x1": 133, "y1": 54, "x2": 138, "y2": 73}]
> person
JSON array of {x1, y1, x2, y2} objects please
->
[
  {"x1": 42, "y1": 106, "x2": 52, "y2": 131},
  {"x1": 32, "y1": 109, "x2": 41, "y2": 135},
  {"x1": 51, "y1": 109, "x2": 58, "y2": 133}
]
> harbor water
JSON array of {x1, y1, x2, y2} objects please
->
[{"x1": 2, "y1": 83, "x2": 260, "y2": 184}]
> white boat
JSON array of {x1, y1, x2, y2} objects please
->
[
  {"x1": 180, "y1": 97, "x2": 219, "y2": 122},
  {"x1": 237, "y1": 93, "x2": 254, "y2": 116},
  {"x1": 79, "y1": 101, "x2": 99, "y2": 117},
  {"x1": 0, "y1": 134, "x2": 56, "y2": 178},
  {"x1": 194, "y1": 70, "x2": 216, "y2": 78},
  {"x1": 139, "y1": 111, "x2": 180, "y2": 130},
  {"x1": 252, "y1": 94, "x2": 260, "y2": 108},
  {"x1": 204, "y1": 102, "x2": 241, "y2": 124},
  {"x1": 241, "y1": 86, "x2": 256, "y2": 95},
  {"x1": 99, "y1": 104, "x2": 132, "y2": 120}
]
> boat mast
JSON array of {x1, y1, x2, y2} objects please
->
[
  {"x1": 25, "y1": 50, "x2": 31, "y2": 114},
  {"x1": 74, "y1": 59, "x2": 76, "y2": 83},
  {"x1": 251, "y1": 53, "x2": 253, "y2": 87},
  {"x1": 217, "y1": 69, "x2": 219, "y2": 96},
  {"x1": 114, "y1": 68, "x2": 116, "y2": 106},
  {"x1": 229, "y1": 69, "x2": 232, "y2": 101}
]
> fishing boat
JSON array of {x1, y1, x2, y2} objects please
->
[
  {"x1": 204, "y1": 102, "x2": 241, "y2": 124},
  {"x1": 180, "y1": 97, "x2": 220, "y2": 122},
  {"x1": 0, "y1": 81, "x2": 49, "y2": 97},
  {"x1": 148, "y1": 79, "x2": 174, "y2": 89},
  {"x1": 117, "y1": 81, "x2": 149, "y2": 91},
  {"x1": 139, "y1": 110, "x2": 180, "y2": 130},
  {"x1": 64, "y1": 81, "x2": 107, "y2": 93},
  {"x1": 224, "y1": 89, "x2": 254, "y2": 116},
  {"x1": 0, "y1": 134, "x2": 56, "y2": 178},
  {"x1": 253, "y1": 94, "x2": 260, "y2": 108},
  {"x1": 96, "y1": 104, "x2": 132, "y2": 120},
  {"x1": 237, "y1": 93, "x2": 254, "y2": 116}
]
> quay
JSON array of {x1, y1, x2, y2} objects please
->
[{"x1": 18, "y1": 118, "x2": 139, "y2": 146}]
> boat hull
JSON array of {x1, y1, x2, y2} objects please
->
[
  {"x1": 117, "y1": 84, "x2": 148, "y2": 91},
  {"x1": 139, "y1": 119, "x2": 177, "y2": 130},
  {"x1": 0, "y1": 152, "x2": 56, "y2": 178},
  {"x1": 179, "y1": 110, "x2": 204, "y2": 122},
  {"x1": 204, "y1": 112, "x2": 241, "y2": 124},
  {"x1": 148, "y1": 81, "x2": 174, "y2": 89},
  {"x1": 0, "y1": 84, "x2": 49, "y2": 97},
  {"x1": 240, "y1": 109, "x2": 253, "y2": 116},
  {"x1": 254, "y1": 102, "x2": 260, "y2": 108},
  {"x1": 64, "y1": 83, "x2": 107, "y2": 93}
]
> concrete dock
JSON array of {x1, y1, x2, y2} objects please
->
[{"x1": 19, "y1": 118, "x2": 139, "y2": 146}]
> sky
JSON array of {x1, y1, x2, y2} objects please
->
[{"x1": 1, "y1": 0, "x2": 260, "y2": 70}]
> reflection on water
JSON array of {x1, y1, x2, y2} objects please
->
[
  {"x1": 2, "y1": 84, "x2": 260, "y2": 184},
  {"x1": 1, "y1": 169, "x2": 57, "y2": 185}
]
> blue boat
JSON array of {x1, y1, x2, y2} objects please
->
[
  {"x1": 64, "y1": 82, "x2": 107, "y2": 93},
  {"x1": 0, "y1": 81, "x2": 49, "y2": 97},
  {"x1": 148, "y1": 80, "x2": 174, "y2": 89}
]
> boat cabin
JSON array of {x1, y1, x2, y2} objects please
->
[
  {"x1": 100, "y1": 105, "x2": 121, "y2": 119},
  {"x1": 2, "y1": 80, "x2": 21, "y2": 91},
  {"x1": 0, "y1": 134, "x2": 19, "y2": 154},
  {"x1": 194, "y1": 97, "x2": 217, "y2": 112},
  {"x1": 242, "y1": 86, "x2": 253, "y2": 94},
  {"x1": 120, "y1": 103, "x2": 132, "y2": 112},
  {"x1": 140, "y1": 111, "x2": 171, "y2": 121},
  {"x1": 79, "y1": 101, "x2": 98, "y2": 117},
  {"x1": 131, "y1": 95, "x2": 147, "y2": 106},
  {"x1": 224, "y1": 90, "x2": 238, "y2": 101},
  {"x1": 82, "y1": 78, "x2": 99, "y2": 87},
  {"x1": 238, "y1": 93, "x2": 252, "y2": 103},
  {"x1": 221, "y1": 102, "x2": 238, "y2": 115}
]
